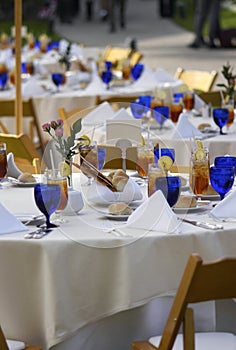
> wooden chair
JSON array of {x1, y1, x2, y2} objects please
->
[
  {"x1": 0, "y1": 98, "x2": 45, "y2": 152},
  {"x1": 174, "y1": 67, "x2": 218, "y2": 93},
  {"x1": 198, "y1": 90, "x2": 226, "y2": 107},
  {"x1": 0, "y1": 325, "x2": 42, "y2": 350},
  {"x1": 132, "y1": 253, "x2": 236, "y2": 350},
  {"x1": 98, "y1": 144, "x2": 137, "y2": 170},
  {"x1": 97, "y1": 95, "x2": 140, "y2": 111},
  {"x1": 0, "y1": 133, "x2": 42, "y2": 173},
  {"x1": 58, "y1": 105, "x2": 99, "y2": 136},
  {"x1": 102, "y1": 46, "x2": 143, "y2": 68},
  {"x1": 130, "y1": 51, "x2": 144, "y2": 66},
  {"x1": 102, "y1": 46, "x2": 132, "y2": 64}
]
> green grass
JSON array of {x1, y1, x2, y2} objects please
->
[
  {"x1": 174, "y1": 1, "x2": 236, "y2": 34},
  {"x1": 0, "y1": 20, "x2": 61, "y2": 41}
]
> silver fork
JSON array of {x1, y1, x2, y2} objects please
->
[{"x1": 24, "y1": 228, "x2": 52, "y2": 239}]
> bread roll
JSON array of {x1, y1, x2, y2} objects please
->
[
  {"x1": 108, "y1": 202, "x2": 132, "y2": 215},
  {"x1": 198, "y1": 123, "x2": 211, "y2": 131},
  {"x1": 18, "y1": 172, "x2": 36, "y2": 183},
  {"x1": 108, "y1": 169, "x2": 129, "y2": 192},
  {"x1": 174, "y1": 195, "x2": 197, "y2": 208}
]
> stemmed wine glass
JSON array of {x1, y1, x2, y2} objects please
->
[
  {"x1": 0, "y1": 72, "x2": 8, "y2": 90},
  {"x1": 34, "y1": 183, "x2": 61, "y2": 229},
  {"x1": 45, "y1": 169, "x2": 68, "y2": 223},
  {"x1": 101, "y1": 70, "x2": 112, "y2": 89},
  {"x1": 214, "y1": 156, "x2": 236, "y2": 173},
  {"x1": 0, "y1": 143, "x2": 7, "y2": 186},
  {"x1": 51, "y1": 73, "x2": 65, "y2": 93},
  {"x1": 153, "y1": 105, "x2": 169, "y2": 130},
  {"x1": 155, "y1": 176, "x2": 181, "y2": 207},
  {"x1": 130, "y1": 101, "x2": 146, "y2": 119},
  {"x1": 210, "y1": 166, "x2": 235, "y2": 200},
  {"x1": 97, "y1": 147, "x2": 106, "y2": 170},
  {"x1": 131, "y1": 63, "x2": 144, "y2": 80},
  {"x1": 213, "y1": 108, "x2": 229, "y2": 135},
  {"x1": 80, "y1": 142, "x2": 98, "y2": 186}
]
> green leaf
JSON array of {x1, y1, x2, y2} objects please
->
[{"x1": 72, "y1": 119, "x2": 82, "y2": 133}]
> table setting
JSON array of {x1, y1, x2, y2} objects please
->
[{"x1": 1, "y1": 131, "x2": 236, "y2": 349}]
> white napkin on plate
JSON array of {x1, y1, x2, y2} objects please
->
[
  {"x1": 111, "y1": 108, "x2": 134, "y2": 120},
  {"x1": 125, "y1": 190, "x2": 180, "y2": 233},
  {"x1": 210, "y1": 189, "x2": 236, "y2": 218},
  {"x1": 0, "y1": 203, "x2": 28, "y2": 234},
  {"x1": 171, "y1": 113, "x2": 203, "y2": 139},
  {"x1": 86, "y1": 178, "x2": 142, "y2": 204},
  {"x1": 6, "y1": 152, "x2": 22, "y2": 178},
  {"x1": 82, "y1": 101, "x2": 115, "y2": 126}
]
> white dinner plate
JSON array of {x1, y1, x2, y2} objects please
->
[
  {"x1": 173, "y1": 200, "x2": 211, "y2": 213},
  {"x1": 9, "y1": 180, "x2": 37, "y2": 187},
  {"x1": 197, "y1": 194, "x2": 220, "y2": 201},
  {"x1": 97, "y1": 209, "x2": 131, "y2": 220}
]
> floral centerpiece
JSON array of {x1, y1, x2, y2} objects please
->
[
  {"x1": 217, "y1": 62, "x2": 236, "y2": 104},
  {"x1": 42, "y1": 118, "x2": 83, "y2": 187}
]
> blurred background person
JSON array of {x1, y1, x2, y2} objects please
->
[
  {"x1": 108, "y1": 0, "x2": 127, "y2": 33},
  {"x1": 188, "y1": 0, "x2": 221, "y2": 49}
]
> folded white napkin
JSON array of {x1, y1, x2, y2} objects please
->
[
  {"x1": 155, "y1": 67, "x2": 176, "y2": 83},
  {"x1": 132, "y1": 65, "x2": 157, "y2": 89},
  {"x1": 22, "y1": 78, "x2": 45, "y2": 97},
  {"x1": 82, "y1": 101, "x2": 115, "y2": 126},
  {"x1": 111, "y1": 108, "x2": 134, "y2": 120},
  {"x1": 194, "y1": 94, "x2": 206, "y2": 110},
  {"x1": 86, "y1": 178, "x2": 142, "y2": 204},
  {"x1": 59, "y1": 39, "x2": 70, "y2": 55},
  {"x1": 84, "y1": 74, "x2": 107, "y2": 93},
  {"x1": 70, "y1": 43, "x2": 83, "y2": 58},
  {"x1": 125, "y1": 190, "x2": 180, "y2": 233},
  {"x1": 171, "y1": 113, "x2": 203, "y2": 139},
  {"x1": 7, "y1": 340, "x2": 25, "y2": 350},
  {"x1": 210, "y1": 189, "x2": 236, "y2": 218},
  {"x1": 6, "y1": 152, "x2": 22, "y2": 178},
  {"x1": 0, "y1": 203, "x2": 28, "y2": 234}
]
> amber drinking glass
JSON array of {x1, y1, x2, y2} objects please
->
[
  {"x1": 189, "y1": 150, "x2": 210, "y2": 195},
  {"x1": 0, "y1": 143, "x2": 7, "y2": 181},
  {"x1": 183, "y1": 92, "x2": 194, "y2": 111},
  {"x1": 170, "y1": 99, "x2": 183, "y2": 123},
  {"x1": 136, "y1": 144, "x2": 154, "y2": 179}
]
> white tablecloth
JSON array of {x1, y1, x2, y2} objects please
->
[{"x1": 0, "y1": 175, "x2": 235, "y2": 349}]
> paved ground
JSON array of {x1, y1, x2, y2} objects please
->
[{"x1": 55, "y1": 0, "x2": 236, "y2": 86}]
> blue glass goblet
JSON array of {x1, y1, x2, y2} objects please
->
[
  {"x1": 131, "y1": 63, "x2": 144, "y2": 80},
  {"x1": 0, "y1": 72, "x2": 8, "y2": 90},
  {"x1": 153, "y1": 105, "x2": 169, "y2": 129},
  {"x1": 154, "y1": 148, "x2": 175, "y2": 164},
  {"x1": 161, "y1": 148, "x2": 175, "y2": 163},
  {"x1": 130, "y1": 101, "x2": 146, "y2": 119},
  {"x1": 101, "y1": 70, "x2": 112, "y2": 89},
  {"x1": 34, "y1": 183, "x2": 61, "y2": 228},
  {"x1": 155, "y1": 176, "x2": 181, "y2": 207},
  {"x1": 51, "y1": 73, "x2": 64, "y2": 92},
  {"x1": 210, "y1": 166, "x2": 235, "y2": 200},
  {"x1": 105, "y1": 61, "x2": 112, "y2": 70},
  {"x1": 97, "y1": 147, "x2": 106, "y2": 170},
  {"x1": 213, "y1": 108, "x2": 229, "y2": 135},
  {"x1": 214, "y1": 156, "x2": 236, "y2": 174}
]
